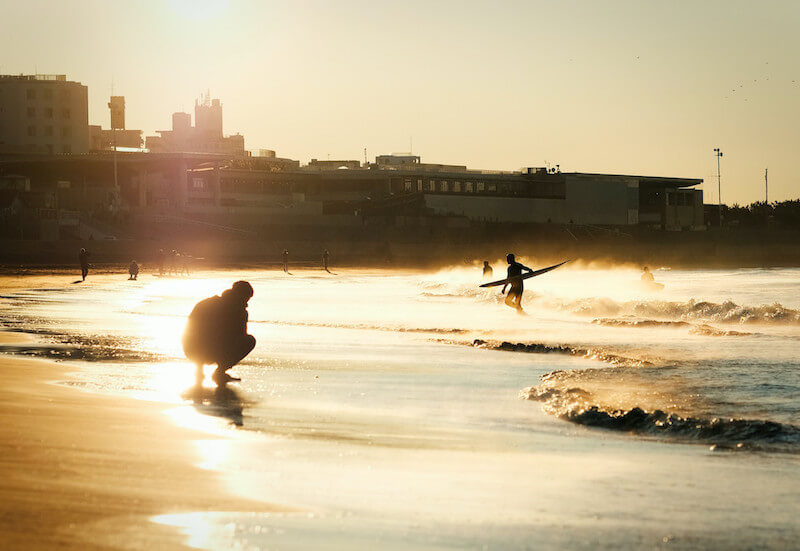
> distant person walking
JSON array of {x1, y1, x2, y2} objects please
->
[
  {"x1": 501, "y1": 253, "x2": 533, "y2": 311},
  {"x1": 282, "y1": 249, "x2": 289, "y2": 273},
  {"x1": 482, "y1": 260, "x2": 493, "y2": 280},
  {"x1": 641, "y1": 266, "x2": 655, "y2": 283},
  {"x1": 322, "y1": 249, "x2": 330, "y2": 272},
  {"x1": 128, "y1": 260, "x2": 139, "y2": 280},
  {"x1": 182, "y1": 281, "x2": 256, "y2": 387},
  {"x1": 79, "y1": 248, "x2": 90, "y2": 281}
]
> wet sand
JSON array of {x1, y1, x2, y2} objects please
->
[{"x1": 0, "y1": 330, "x2": 282, "y2": 550}]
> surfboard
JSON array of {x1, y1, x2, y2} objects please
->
[{"x1": 479, "y1": 260, "x2": 570, "y2": 288}]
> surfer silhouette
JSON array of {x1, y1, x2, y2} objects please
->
[
  {"x1": 128, "y1": 260, "x2": 139, "y2": 280},
  {"x1": 641, "y1": 266, "x2": 655, "y2": 282},
  {"x1": 183, "y1": 281, "x2": 256, "y2": 387},
  {"x1": 482, "y1": 260, "x2": 493, "y2": 280},
  {"x1": 322, "y1": 249, "x2": 330, "y2": 272},
  {"x1": 79, "y1": 248, "x2": 90, "y2": 281},
  {"x1": 282, "y1": 249, "x2": 289, "y2": 273},
  {"x1": 501, "y1": 253, "x2": 533, "y2": 311}
]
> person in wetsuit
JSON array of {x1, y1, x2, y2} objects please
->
[
  {"x1": 128, "y1": 260, "x2": 139, "y2": 280},
  {"x1": 322, "y1": 249, "x2": 330, "y2": 272},
  {"x1": 482, "y1": 260, "x2": 493, "y2": 280},
  {"x1": 501, "y1": 253, "x2": 533, "y2": 311},
  {"x1": 182, "y1": 281, "x2": 256, "y2": 387},
  {"x1": 641, "y1": 266, "x2": 655, "y2": 282},
  {"x1": 282, "y1": 249, "x2": 289, "y2": 273},
  {"x1": 79, "y1": 248, "x2": 90, "y2": 281}
]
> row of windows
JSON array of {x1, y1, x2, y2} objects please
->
[
  {"x1": 25, "y1": 88, "x2": 72, "y2": 101},
  {"x1": 214, "y1": 178, "x2": 374, "y2": 195},
  {"x1": 400, "y1": 178, "x2": 565, "y2": 198},
  {"x1": 26, "y1": 107, "x2": 71, "y2": 119},
  {"x1": 26, "y1": 125, "x2": 72, "y2": 137}
]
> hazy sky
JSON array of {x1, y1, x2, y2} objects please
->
[{"x1": 3, "y1": 0, "x2": 799, "y2": 203}]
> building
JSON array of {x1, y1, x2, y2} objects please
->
[
  {"x1": 89, "y1": 126, "x2": 144, "y2": 150},
  {"x1": 145, "y1": 94, "x2": 246, "y2": 156},
  {"x1": 172, "y1": 156, "x2": 703, "y2": 231},
  {"x1": 0, "y1": 74, "x2": 89, "y2": 155},
  {"x1": 89, "y1": 95, "x2": 144, "y2": 151}
]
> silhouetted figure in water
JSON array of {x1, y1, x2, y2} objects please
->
[
  {"x1": 282, "y1": 249, "x2": 289, "y2": 273},
  {"x1": 157, "y1": 249, "x2": 166, "y2": 275},
  {"x1": 482, "y1": 260, "x2": 493, "y2": 280},
  {"x1": 79, "y1": 248, "x2": 90, "y2": 281},
  {"x1": 501, "y1": 253, "x2": 532, "y2": 311},
  {"x1": 183, "y1": 281, "x2": 256, "y2": 387},
  {"x1": 128, "y1": 260, "x2": 139, "y2": 280},
  {"x1": 641, "y1": 266, "x2": 655, "y2": 282},
  {"x1": 322, "y1": 249, "x2": 330, "y2": 272}
]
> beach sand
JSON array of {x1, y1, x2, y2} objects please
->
[{"x1": 0, "y1": 330, "x2": 282, "y2": 550}]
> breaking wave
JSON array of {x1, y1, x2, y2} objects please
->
[
  {"x1": 541, "y1": 297, "x2": 800, "y2": 325},
  {"x1": 593, "y1": 317, "x2": 755, "y2": 336},
  {"x1": 523, "y1": 370, "x2": 800, "y2": 452},
  {"x1": 471, "y1": 339, "x2": 652, "y2": 367}
]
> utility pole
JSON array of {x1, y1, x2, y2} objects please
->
[
  {"x1": 713, "y1": 148, "x2": 723, "y2": 227},
  {"x1": 765, "y1": 168, "x2": 768, "y2": 204}
]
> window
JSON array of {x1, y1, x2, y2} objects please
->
[
  {"x1": 477, "y1": 182, "x2": 485, "y2": 192},
  {"x1": 62, "y1": 126, "x2": 71, "y2": 137},
  {"x1": 27, "y1": 125, "x2": 36, "y2": 136},
  {"x1": 453, "y1": 181, "x2": 461, "y2": 192},
  {"x1": 45, "y1": 107, "x2": 53, "y2": 119},
  {"x1": 62, "y1": 109, "x2": 71, "y2": 120},
  {"x1": 44, "y1": 126, "x2": 53, "y2": 136},
  {"x1": 417, "y1": 180, "x2": 423, "y2": 192},
  {"x1": 404, "y1": 179, "x2": 412, "y2": 191},
  {"x1": 465, "y1": 182, "x2": 474, "y2": 193},
  {"x1": 428, "y1": 180, "x2": 436, "y2": 192},
  {"x1": 488, "y1": 183, "x2": 497, "y2": 192},
  {"x1": 26, "y1": 88, "x2": 36, "y2": 100},
  {"x1": 441, "y1": 180, "x2": 448, "y2": 192},
  {"x1": 192, "y1": 178, "x2": 205, "y2": 190}
]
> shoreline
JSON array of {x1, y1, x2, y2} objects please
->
[{"x1": 0, "y1": 329, "x2": 285, "y2": 550}]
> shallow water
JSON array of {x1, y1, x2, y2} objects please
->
[{"x1": 2, "y1": 265, "x2": 800, "y2": 549}]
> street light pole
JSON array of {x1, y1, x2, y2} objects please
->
[{"x1": 713, "y1": 148, "x2": 723, "y2": 227}]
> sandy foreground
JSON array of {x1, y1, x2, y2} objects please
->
[{"x1": 0, "y1": 329, "x2": 283, "y2": 550}]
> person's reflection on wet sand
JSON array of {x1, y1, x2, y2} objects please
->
[{"x1": 181, "y1": 385, "x2": 246, "y2": 427}]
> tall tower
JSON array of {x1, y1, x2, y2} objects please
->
[
  {"x1": 108, "y1": 96, "x2": 125, "y2": 130},
  {"x1": 194, "y1": 93, "x2": 222, "y2": 137}
]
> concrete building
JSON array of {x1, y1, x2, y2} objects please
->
[
  {"x1": 0, "y1": 74, "x2": 89, "y2": 155},
  {"x1": 176, "y1": 157, "x2": 703, "y2": 231},
  {"x1": 145, "y1": 94, "x2": 246, "y2": 156},
  {"x1": 89, "y1": 126, "x2": 144, "y2": 150}
]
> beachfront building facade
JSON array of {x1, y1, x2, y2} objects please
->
[
  {"x1": 0, "y1": 74, "x2": 89, "y2": 155},
  {"x1": 177, "y1": 159, "x2": 703, "y2": 231}
]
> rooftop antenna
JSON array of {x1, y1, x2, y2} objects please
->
[
  {"x1": 364, "y1": 147, "x2": 367, "y2": 166},
  {"x1": 765, "y1": 167, "x2": 768, "y2": 204}
]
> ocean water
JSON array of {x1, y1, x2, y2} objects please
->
[{"x1": 2, "y1": 264, "x2": 800, "y2": 549}]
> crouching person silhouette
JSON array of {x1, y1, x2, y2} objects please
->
[{"x1": 183, "y1": 281, "x2": 256, "y2": 387}]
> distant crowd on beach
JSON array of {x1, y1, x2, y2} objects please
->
[{"x1": 75, "y1": 246, "x2": 334, "y2": 282}]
